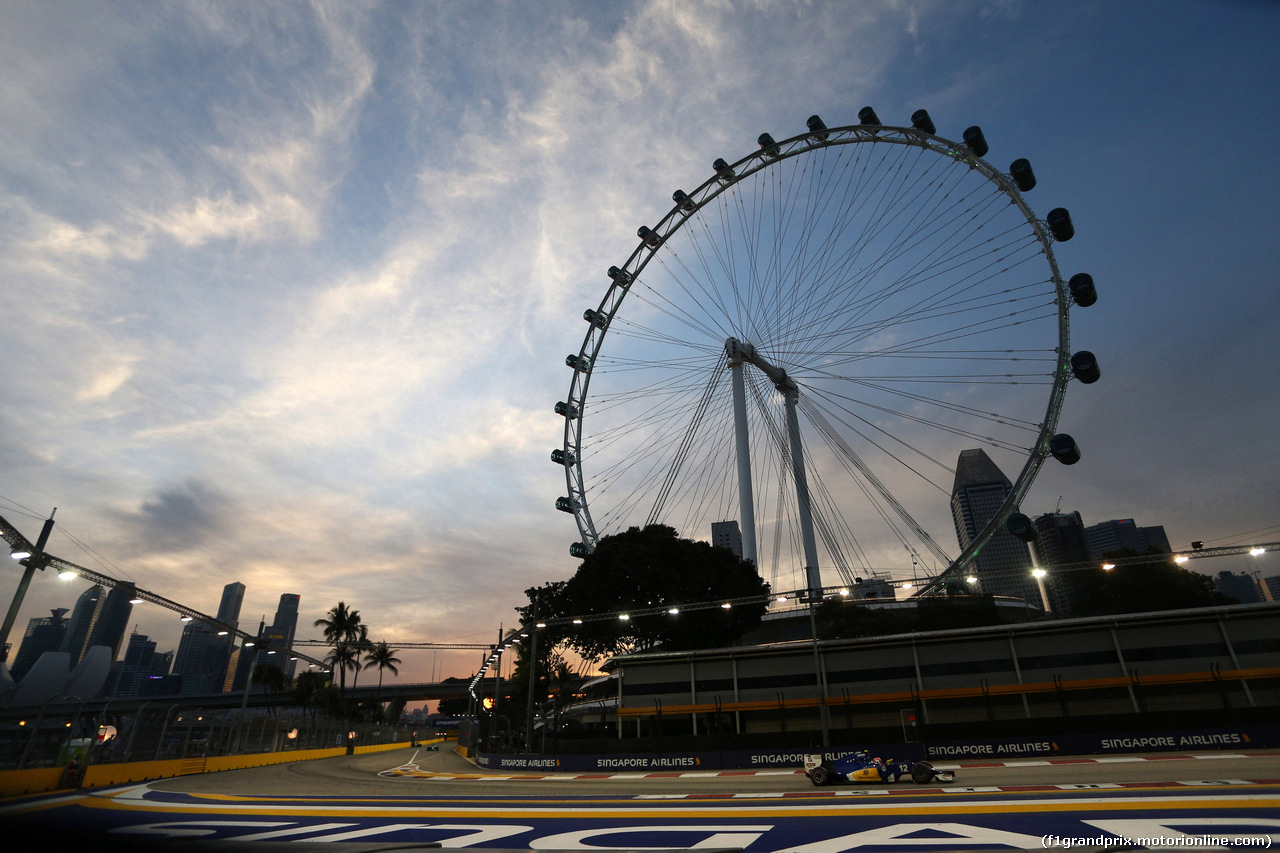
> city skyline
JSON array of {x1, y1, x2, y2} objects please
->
[{"x1": 2, "y1": 3, "x2": 1278, "y2": 687}]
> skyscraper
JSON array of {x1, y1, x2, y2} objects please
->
[
  {"x1": 114, "y1": 631, "x2": 160, "y2": 698},
  {"x1": 1260, "y1": 575, "x2": 1280, "y2": 603},
  {"x1": 85, "y1": 582, "x2": 135, "y2": 662},
  {"x1": 217, "y1": 582, "x2": 245, "y2": 627},
  {"x1": 9, "y1": 609, "x2": 68, "y2": 682},
  {"x1": 172, "y1": 621, "x2": 224, "y2": 695},
  {"x1": 1084, "y1": 518, "x2": 1171, "y2": 557},
  {"x1": 950, "y1": 449, "x2": 1038, "y2": 604},
  {"x1": 1031, "y1": 511, "x2": 1092, "y2": 614},
  {"x1": 711, "y1": 521, "x2": 743, "y2": 558},
  {"x1": 1214, "y1": 571, "x2": 1262, "y2": 604},
  {"x1": 267, "y1": 593, "x2": 300, "y2": 677},
  {"x1": 173, "y1": 581, "x2": 246, "y2": 695},
  {"x1": 60, "y1": 584, "x2": 105, "y2": 667}
]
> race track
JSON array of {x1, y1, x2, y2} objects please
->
[{"x1": 4, "y1": 744, "x2": 1278, "y2": 851}]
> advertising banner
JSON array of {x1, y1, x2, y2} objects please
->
[{"x1": 473, "y1": 724, "x2": 1278, "y2": 772}]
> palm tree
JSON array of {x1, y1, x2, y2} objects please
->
[
  {"x1": 363, "y1": 641, "x2": 402, "y2": 705},
  {"x1": 253, "y1": 663, "x2": 290, "y2": 718},
  {"x1": 314, "y1": 602, "x2": 363, "y2": 694},
  {"x1": 323, "y1": 643, "x2": 359, "y2": 697},
  {"x1": 293, "y1": 670, "x2": 328, "y2": 720},
  {"x1": 349, "y1": 624, "x2": 371, "y2": 694}
]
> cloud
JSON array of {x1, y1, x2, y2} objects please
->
[{"x1": 116, "y1": 479, "x2": 234, "y2": 554}]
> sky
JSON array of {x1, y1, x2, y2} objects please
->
[{"x1": 2, "y1": 1, "x2": 1278, "y2": 695}]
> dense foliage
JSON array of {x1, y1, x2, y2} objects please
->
[{"x1": 517, "y1": 524, "x2": 770, "y2": 661}]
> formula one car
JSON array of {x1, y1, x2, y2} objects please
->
[{"x1": 804, "y1": 751, "x2": 955, "y2": 786}]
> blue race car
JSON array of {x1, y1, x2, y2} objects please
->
[{"x1": 804, "y1": 751, "x2": 955, "y2": 786}]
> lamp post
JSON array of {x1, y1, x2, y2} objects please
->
[
  {"x1": 524, "y1": 618, "x2": 539, "y2": 753},
  {"x1": 1, "y1": 510, "x2": 56, "y2": 655},
  {"x1": 807, "y1": 590, "x2": 831, "y2": 749}
]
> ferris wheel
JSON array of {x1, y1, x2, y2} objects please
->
[{"x1": 555, "y1": 110, "x2": 1100, "y2": 597}]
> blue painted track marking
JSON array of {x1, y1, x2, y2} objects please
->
[{"x1": 4, "y1": 780, "x2": 1278, "y2": 850}]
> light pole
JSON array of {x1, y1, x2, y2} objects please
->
[
  {"x1": 1, "y1": 509, "x2": 56, "y2": 656},
  {"x1": 524, "y1": 619, "x2": 539, "y2": 753},
  {"x1": 807, "y1": 592, "x2": 831, "y2": 749}
]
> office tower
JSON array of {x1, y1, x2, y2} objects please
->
[
  {"x1": 267, "y1": 593, "x2": 301, "y2": 677},
  {"x1": 172, "y1": 582, "x2": 245, "y2": 695},
  {"x1": 1214, "y1": 571, "x2": 1262, "y2": 604},
  {"x1": 114, "y1": 632, "x2": 159, "y2": 698},
  {"x1": 208, "y1": 581, "x2": 245, "y2": 688},
  {"x1": 711, "y1": 521, "x2": 743, "y2": 558},
  {"x1": 172, "y1": 621, "x2": 227, "y2": 695},
  {"x1": 1084, "y1": 518, "x2": 1171, "y2": 557},
  {"x1": 85, "y1": 582, "x2": 135, "y2": 662},
  {"x1": 60, "y1": 584, "x2": 105, "y2": 666},
  {"x1": 1259, "y1": 575, "x2": 1280, "y2": 603},
  {"x1": 217, "y1": 582, "x2": 245, "y2": 627},
  {"x1": 950, "y1": 449, "x2": 1038, "y2": 604},
  {"x1": 1030, "y1": 512, "x2": 1092, "y2": 615},
  {"x1": 9, "y1": 609, "x2": 69, "y2": 682}
]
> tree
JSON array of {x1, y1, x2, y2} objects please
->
[
  {"x1": 518, "y1": 524, "x2": 771, "y2": 661},
  {"x1": 314, "y1": 602, "x2": 364, "y2": 695},
  {"x1": 363, "y1": 641, "x2": 402, "y2": 709},
  {"x1": 252, "y1": 662, "x2": 290, "y2": 717},
  {"x1": 323, "y1": 643, "x2": 360, "y2": 697},
  {"x1": 1067, "y1": 549, "x2": 1234, "y2": 616},
  {"x1": 349, "y1": 624, "x2": 371, "y2": 694},
  {"x1": 293, "y1": 670, "x2": 329, "y2": 720}
]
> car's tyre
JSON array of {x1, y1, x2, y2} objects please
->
[
  {"x1": 810, "y1": 765, "x2": 830, "y2": 787},
  {"x1": 911, "y1": 761, "x2": 934, "y2": 784}
]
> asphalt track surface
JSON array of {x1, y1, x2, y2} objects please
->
[
  {"x1": 5, "y1": 745, "x2": 1279, "y2": 851},
  {"x1": 147, "y1": 743, "x2": 1280, "y2": 796}
]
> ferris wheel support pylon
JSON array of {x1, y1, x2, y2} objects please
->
[
  {"x1": 727, "y1": 337, "x2": 822, "y2": 597},
  {"x1": 728, "y1": 355, "x2": 758, "y2": 567}
]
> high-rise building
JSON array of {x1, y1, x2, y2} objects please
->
[
  {"x1": 267, "y1": 593, "x2": 301, "y2": 677},
  {"x1": 172, "y1": 581, "x2": 246, "y2": 695},
  {"x1": 172, "y1": 622, "x2": 227, "y2": 695},
  {"x1": 1084, "y1": 518, "x2": 1171, "y2": 558},
  {"x1": 950, "y1": 449, "x2": 1037, "y2": 604},
  {"x1": 114, "y1": 632, "x2": 164, "y2": 698},
  {"x1": 1214, "y1": 571, "x2": 1262, "y2": 604},
  {"x1": 9, "y1": 609, "x2": 68, "y2": 682},
  {"x1": 711, "y1": 521, "x2": 743, "y2": 559},
  {"x1": 85, "y1": 582, "x2": 135, "y2": 662},
  {"x1": 1030, "y1": 512, "x2": 1092, "y2": 615},
  {"x1": 217, "y1": 582, "x2": 245, "y2": 627},
  {"x1": 1259, "y1": 575, "x2": 1280, "y2": 603},
  {"x1": 60, "y1": 584, "x2": 105, "y2": 666}
]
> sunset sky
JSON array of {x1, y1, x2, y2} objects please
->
[{"x1": 2, "y1": 1, "x2": 1277, "y2": 695}]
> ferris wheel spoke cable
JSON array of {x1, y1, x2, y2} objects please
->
[
  {"x1": 799, "y1": 395, "x2": 954, "y2": 567},
  {"x1": 802, "y1": 288, "x2": 1056, "y2": 365},
  {"x1": 816, "y1": 229, "x2": 1042, "y2": 356},
  {"x1": 808, "y1": 381, "x2": 1036, "y2": 461},
  {"x1": 645, "y1": 351, "x2": 728, "y2": 527},
  {"x1": 810, "y1": 378, "x2": 1043, "y2": 444}
]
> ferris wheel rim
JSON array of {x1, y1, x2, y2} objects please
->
[{"x1": 560, "y1": 118, "x2": 1074, "y2": 586}]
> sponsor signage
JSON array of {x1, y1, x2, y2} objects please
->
[{"x1": 473, "y1": 725, "x2": 1277, "y2": 772}]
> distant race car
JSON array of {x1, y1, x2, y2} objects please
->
[{"x1": 804, "y1": 751, "x2": 955, "y2": 786}]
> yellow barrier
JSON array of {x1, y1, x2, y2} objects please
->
[
  {"x1": 0, "y1": 767, "x2": 66, "y2": 798},
  {"x1": 0, "y1": 740, "x2": 423, "y2": 796}
]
